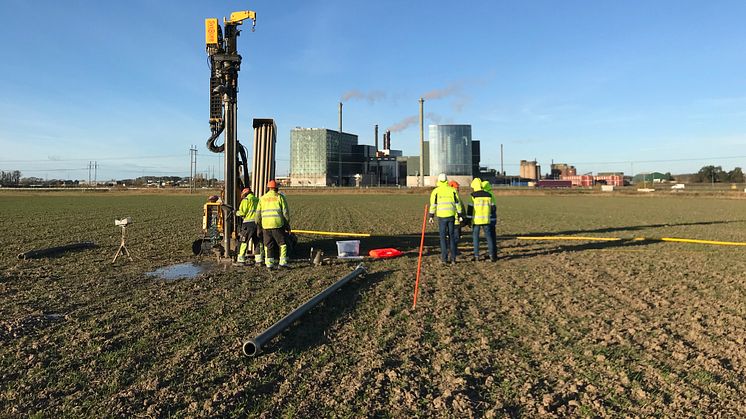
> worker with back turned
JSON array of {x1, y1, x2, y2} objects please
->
[
  {"x1": 236, "y1": 187, "x2": 263, "y2": 265},
  {"x1": 255, "y1": 180, "x2": 291, "y2": 269},
  {"x1": 448, "y1": 180, "x2": 465, "y2": 254},
  {"x1": 429, "y1": 173, "x2": 463, "y2": 265},
  {"x1": 470, "y1": 178, "x2": 496, "y2": 262},
  {"x1": 482, "y1": 180, "x2": 498, "y2": 261}
]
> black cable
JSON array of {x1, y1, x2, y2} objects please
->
[{"x1": 206, "y1": 121, "x2": 225, "y2": 153}]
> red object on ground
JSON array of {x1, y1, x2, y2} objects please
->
[
  {"x1": 412, "y1": 204, "x2": 428, "y2": 309},
  {"x1": 368, "y1": 248, "x2": 403, "y2": 259}
]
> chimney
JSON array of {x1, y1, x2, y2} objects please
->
[{"x1": 374, "y1": 124, "x2": 378, "y2": 152}]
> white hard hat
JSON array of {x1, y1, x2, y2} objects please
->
[{"x1": 437, "y1": 173, "x2": 447, "y2": 182}]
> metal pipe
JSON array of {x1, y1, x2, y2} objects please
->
[
  {"x1": 243, "y1": 264, "x2": 367, "y2": 356},
  {"x1": 419, "y1": 98, "x2": 424, "y2": 186},
  {"x1": 224, "y1": 101, "x2": 237, "y2": 256}
]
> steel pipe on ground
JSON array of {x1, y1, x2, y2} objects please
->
[{"x1": 243, "y1": 264, "x2": 367, "y2": 356}]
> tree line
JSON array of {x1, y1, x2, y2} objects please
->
[
  {"x1": 694, "y1": 166, "x2": 744, "y2": 183},
  {"x1": 0, "y1": 170, "x2": 22, "y2": 186}
]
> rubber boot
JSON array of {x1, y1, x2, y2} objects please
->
[
  {"x1": 236, "y1": 242, "x2": 247, "y2": 263},
  {"x1": 279, "y1": 244, "x2": 289, "y2": 267},
  {"x1": 254, "y1": 243, "x2": 264, "y2": 265}
]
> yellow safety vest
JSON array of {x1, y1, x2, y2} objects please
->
[
  {"x1": 470, "y1": 195, "x2": 492, "y2": 225},
  {"x1": 429, "y1": 181, "x2": 461, "y2": 218},
  {"x1": 256, "y1": 190, "x2": 289, "y2": 229},
  {"x1": 237, "y1": 193, "x2": 259, "y2": 222}
]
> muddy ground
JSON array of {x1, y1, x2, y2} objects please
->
[{"x1": 2, "y1": 191, "x2": 746, "y2": 417}]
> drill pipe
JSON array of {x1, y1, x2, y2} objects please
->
[{"x1": 243, "y1": 263, "x2": 367, "y2": 356}]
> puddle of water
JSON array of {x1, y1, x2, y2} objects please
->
[{"x1": 148, "y1": 262, "x2": 211, "y2": 281}]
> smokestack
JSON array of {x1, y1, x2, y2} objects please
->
[
  {"x1": 374, "y1": 124, "x2": 378, "y2": 152},
  {"x1": 338, "y1": 102, "x2": 343, "y2": 186},
  {"x1": 419, "y1": 97, "x2": 424, "y2": 187},
  {"x1": 500, "y1": 143, "x2": 504, "y2": 176}
]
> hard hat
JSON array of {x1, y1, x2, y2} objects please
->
[
  {"x1": 448, "y1": 180, "x2": 459, "y2": 189},
  {"x1": 437, "y1": 173, "x2": 447, "y2": 182},
  {"x1": 267, "y1": 180, "x2": 277, "y2": 189},
  {"x1": 241, "y1": 187, "x2": 251, "y2": 196}
]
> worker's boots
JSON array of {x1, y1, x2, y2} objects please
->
[{"x1": 279, "y1": 244, "x2": 289, "y2": 268}]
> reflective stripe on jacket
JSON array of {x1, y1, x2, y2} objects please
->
[
  {"x1": 482, "y1": 181, "x2": 497, "y2": 223},
  {"x1": 237, "y1": 193, "x2": 259, "y2": 222},
  {"x1": 470, "y1": 191, "x2": 493, "y2": 225},
  {"x1": 429, "y1": 180, "x2": 462, "y2": 218},
  {"x1": 256, "y1": 190, "x2": 289, "y2": 229}
]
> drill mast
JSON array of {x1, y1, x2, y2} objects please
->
[{"x1": 204, "y1": 10, "x2": 256, "y2": 257}]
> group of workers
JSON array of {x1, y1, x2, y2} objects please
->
[
  {"x1": 429, "y1": 172, "x2": 497, "y2": 265},
  {"x1": 231, "y1": 174, "x2": 496, "y2": 268},
  {"x1": 235, "y1": 180, "x2": 291, "y2": 269}
]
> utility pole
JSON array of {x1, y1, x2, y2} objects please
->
[
  {"x1": 374, "y1": 124, "x2": 380, "y2": 187},
  {"x1": 419, "y1": 97, "x2": 424, "y2": 187},
  {"x1": 500, "y1": 144, "x2": 504, "y2": 176},
  {"x1": 88, "y1": 161, "x2": 92, "y2": 186},
  {"x1": 338, "y1": 102, "x2": 343, "y2": 186},
  {"x1": 189, "y1": 145, "x2": 198, "y2": 193},
  {"x1": 94, "y1": 161, "x2": 98, "y2": 186}
]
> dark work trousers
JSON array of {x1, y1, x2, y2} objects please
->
[
  {"x1": 488, "y1": 220, "x2": 497, "y2": 258},
  {"x1": 262, "y1": 228, "x2": 286, "y2": 261},
  {"x1": 240, "y1": 221, "x2": 261, "y2": 254},
  {"x1": 472, "y1": 224, "x2": 496, "y2": 259},
  {"x1": 437, "y1": 217, "x2": 457, "y2": 263}
]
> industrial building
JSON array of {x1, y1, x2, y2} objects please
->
[
  {"x1": 550, "y1": 163, "x2": 576, "y2": 178},
  {"x1": 519, "y1": 160, "x2": 541, "y2": 181},
  {"x1": 289, "y1": 127, "x2": 405, "y2": 187},
  {"x1": 289, "y1": 128, "x2": 359, "y2": 186},
  {"x1": 405, "y1": 124, "x2": 480, "y2": 187},
  {"x1": 291, "y1": 124, "x2": 481, "y2": 187}
]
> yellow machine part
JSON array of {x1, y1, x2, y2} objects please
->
[
  {"x1": 227, "y1": 10, "x2": 256, "y2": 24},
  {"x1": 203, "y1": 202, "x2": 223, "y2": 232},
  {"x1": 205, "y1": 18, "x2": 219, "y2": 45}
]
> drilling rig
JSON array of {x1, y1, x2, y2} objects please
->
[{"x1": 200, "y1": 10, "x2": 257, "y2": 258}]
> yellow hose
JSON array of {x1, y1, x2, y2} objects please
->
[
  {"x1": 513, "y1": 235, "x2": 746, "y2": 246},
  {"x1": 292, "y1": 229, "x2": 371, "y2": 237},
  {"x1": 516, "y1": 236, "x2": 622, "y2": 242},
  {"x1": 660, "y1": 237, "x2": 746, "y2": 246}
]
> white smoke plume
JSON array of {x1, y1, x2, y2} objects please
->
[
  {"x1": 386, "y1": 113, "x2": 449, "y2": 133},
  {"x1": 422, "y1": 81, "x2": 465, "y2": 100},
  {"x1": 340, "y1": 89, "x2": 387, "y2": 104},
  {"x1": 387, "y1": 115, "x2": 418, "y2": 132},
  {"x1": 422, "y1": 81, "x2": 472, "y2": 112}
]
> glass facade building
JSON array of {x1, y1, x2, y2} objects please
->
[
  {"x1": 429, "y1": 125, "x2": 473, "y2": 176},
  {"x1": 290, "y1": 128, "x2": 360, "y2": 186}
]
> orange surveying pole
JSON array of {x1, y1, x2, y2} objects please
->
[{"x1": 412, "y1": 204, "x2": 428, "y2": 309}]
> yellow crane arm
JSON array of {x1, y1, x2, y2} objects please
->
[{"x1": 226, "y1": 10, "x2": 256, "y2": 30}]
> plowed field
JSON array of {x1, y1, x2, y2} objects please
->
[{"x1": 2, "y1": 191, "x2": 746, "y2": 417}]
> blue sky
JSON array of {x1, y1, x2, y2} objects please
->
[{"x1": 2, "y1": 0, "x2": 746, "y2": 180}]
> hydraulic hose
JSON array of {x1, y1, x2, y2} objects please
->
[
  {"x1": 237, "y1": 142, "x2": 250, "y2": 189},
  {"x1": 206, "y1": 121, "x2": 226, "y2": 153}
]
